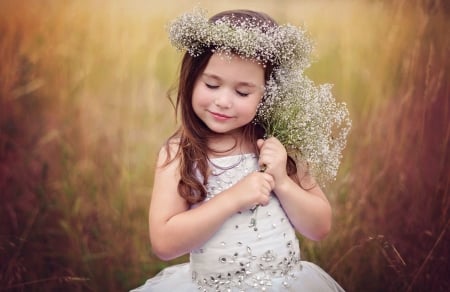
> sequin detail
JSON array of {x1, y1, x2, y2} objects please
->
[{"x1": 192, "y1": 243, "x2": 301, "y2": 291}]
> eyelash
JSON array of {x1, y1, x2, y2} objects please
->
[
  {"x1": 205, "y1": 83, "x2": 218, "y2": 89},
  {"x1": 205, "y1": 83, "x2": 249, "y2": 97},
  {"x1": 236, "y1": 91, "x2": 249, "y2": 97}
]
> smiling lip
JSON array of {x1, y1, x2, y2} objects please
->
[{"x1": 209, "y1": 111, "x2": 232, "y2": 121}]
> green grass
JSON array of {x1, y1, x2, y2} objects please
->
[{"x1": 0, "y1": 0, "x2": 448, "y2": 291}]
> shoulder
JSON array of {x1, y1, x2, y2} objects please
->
[
  {"x1": 156, "y1": 137, "x2": 181, "y2": 168},
  {"x1": 152, "y1": 138, "x2": 183, "y2": 187}
]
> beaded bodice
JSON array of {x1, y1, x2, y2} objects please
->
[{"x1": 190, "y1": 154, "x2": 302, "y2": 291}]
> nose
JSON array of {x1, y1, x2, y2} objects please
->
[{"x1": 214, "y1": 90, "x2": 232, "y2": 109}]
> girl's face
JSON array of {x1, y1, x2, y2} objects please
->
[{"x1": 192, "y1": 53, "x2": 265, "y2": 135}]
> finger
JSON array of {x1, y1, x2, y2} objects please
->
[
  {"x1": 266, "y1": 136, "x2": 282, "y2": 146},
  {"x1": 262, "y1": 183, "x2": 272, "y2": 195},
  {"x1": 261, "y1": 194, "x2": 271, "y2": 206},
  {"x1": 259, "y1": 181, "x2": 272, "y2": 197},
  {"x1": 263, "y1": 173, "x2": 275, "y2": 189},
  {"x1": 257, "y1": 138, "x2": 265, "y2": 150}
]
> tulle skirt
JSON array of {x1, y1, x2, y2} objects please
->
[{"x1": 131, "y1": 261, "x2": 344, "y2": 292}]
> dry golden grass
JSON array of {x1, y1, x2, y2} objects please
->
[{"x1": 0, "y1": 0, "x2": 448, "y2": 291}]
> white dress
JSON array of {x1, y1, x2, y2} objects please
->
[{"x1": 131, "y1": 153, "x2": 345, "y2": 292}]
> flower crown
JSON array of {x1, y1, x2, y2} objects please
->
[
  {"x1": 168, "y1": 9, "x2": 351, "y2": 186},
  {"x1": 168, "y1": 9, "x2": 313, "y2": 71}
]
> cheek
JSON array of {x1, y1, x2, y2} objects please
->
[
  {"x1": 238, "y1": 97, "x2": 262, "y2": 120},
  {"x1": 192, "y1": 83, "x2": 208, "y2": 108}
]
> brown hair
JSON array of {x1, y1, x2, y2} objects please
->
[{"x1": 165, "y1": 10, "x2": 298, "y2": 204}]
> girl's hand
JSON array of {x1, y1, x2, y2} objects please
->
[
  {"x1": 257, "y1": 137, "x2": 289, "y2": 186},
  {"x1": 226, "y1": 171, "x2": 274, "y2": 212}
]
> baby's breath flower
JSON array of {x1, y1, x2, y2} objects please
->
[
  {"x1": 168, "y1": 9, "x2": 312, "y2": 70},
  {"x1": 257, "y1": 67, "x2": 351, "y2": 186}
]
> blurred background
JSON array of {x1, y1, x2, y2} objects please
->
[{"x1": 0, "y1": 0, "x2": 448, "y2": 291}]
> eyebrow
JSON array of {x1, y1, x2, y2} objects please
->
[{"x1": 202, "y1": 73, "x2": 259, "y2": 88}]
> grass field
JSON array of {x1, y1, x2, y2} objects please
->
[{"x1": 0, "y1": 0, "x2": 448, "y2": 291}]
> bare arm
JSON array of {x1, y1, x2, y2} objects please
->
[
  {"x1": 257, "y1": 138, "x2": 332, "y2": 241},
  {"x1": 272, "y1": 174, "x2": 331, "y2": 241},
  {"x1": 149, "y1": 144, "x2": 274, "y2": 260}
]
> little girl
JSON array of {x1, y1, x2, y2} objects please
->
[{"x1": 132, "y1": 9, "x2": 346, "y2": 292}]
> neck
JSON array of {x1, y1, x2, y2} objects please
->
[{"x1": 207, "y1": 130, "x2": 254, "y2": 158}]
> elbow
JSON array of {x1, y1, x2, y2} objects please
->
[
  {"x1": 153, "y1": 251, "x2": 177, "y2": 262},
  {"x1": 310, "y1": 221, "x2": 331, "y2": 241},
  {"x1": 151, "y1": 245, "x2": 172, "y2": 261},
  {"x1": 150, "y1": 235, "x2": 181, "y2": 261},
  {"x1": 307, "y1": 204, "x2": 332, "y2": 241},
  {"x1": 151, "y1": 244, "x2": 177, "y2": 261},
  {"x1": 298, "y1": 220, "x2": 331, "y2": 242}
]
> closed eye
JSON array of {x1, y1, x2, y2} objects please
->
[
  {"x1": 236, "y1": 90, "x2": 249, "y2": 97},
  {"x1": 205, "y1": 83, "x2": 219, "y2": 89}
]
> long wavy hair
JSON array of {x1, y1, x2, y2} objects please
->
[{"x1": 164, "y1": 10, "x2": 298, "y2": 204}]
